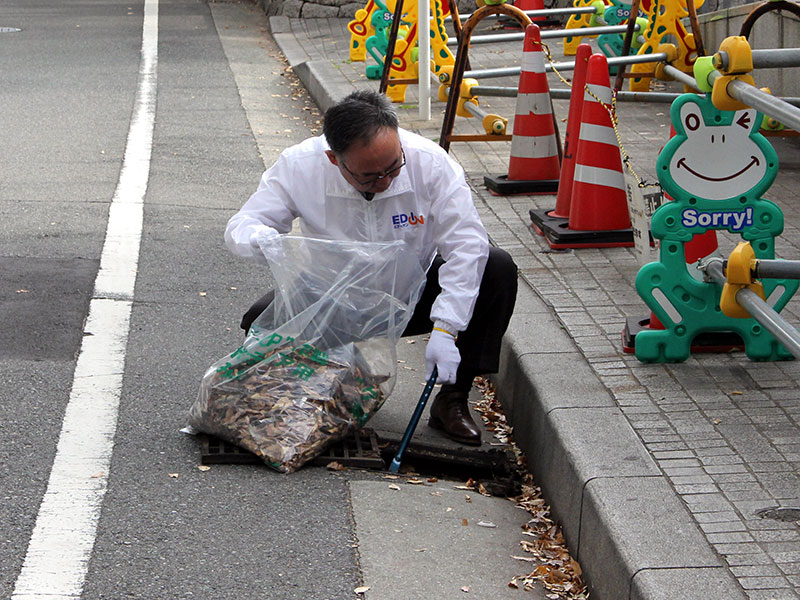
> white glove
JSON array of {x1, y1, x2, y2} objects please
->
[
  {"x1": 248, "y1": 226, "x2": 281, "y2": 261},
  {"x1": 425, "y1": 327, "x2": 461, "y2": 384},
  {"x1": 249, "y1": 226, "x2": 280, "y2": 249}
]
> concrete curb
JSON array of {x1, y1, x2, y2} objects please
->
[
  {"x1": 494, "y1": 284, "x2": 747, "y2": 599},
  {"x1": 268, "y1": 17, "x2": 747, "y2": 599}
]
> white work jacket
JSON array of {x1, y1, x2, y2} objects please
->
[{"x1": 225, "y1": 128, "x2": 489, "y2": 332}]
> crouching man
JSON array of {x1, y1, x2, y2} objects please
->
[{"x1": 225, "y1": 90, "x2": 517, "y2": 446}]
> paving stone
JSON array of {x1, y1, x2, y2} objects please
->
[
  {"x1": 702, "y1": 521, "x2": 749, "y2": 534},
  {"x1": 743, "y1": 588, "x2": 799, "y2": 600}
]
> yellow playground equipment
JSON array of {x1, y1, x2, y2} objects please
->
[
  {"x1": 563, "y1": 0, "x2": 610, "y2": 55},
  {"x1": 348, "y1": 0, "x2": 455, "y2": 103},
  {"x1": 628, "y1": 0, "x2": 704, "y2": 92}
]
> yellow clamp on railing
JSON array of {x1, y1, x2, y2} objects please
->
[
  {"x1": 482, "y1": 113, "x2": 508, "y2": 135},
  {"x1": 710, "y1": 36, "x2": 755, "y2": 111},
  {"x1": 456, "y1": 78, "x2": 480, "y2": 118},
  {"x1": 720, "y1": 242, "x2": 766, "y2": 319},
  {"x1": 653, "y1": 43, "x2": 678, "y2": 82}
]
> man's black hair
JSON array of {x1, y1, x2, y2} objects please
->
[{"x1": 323, "y1": 90, "x2": 399, "y2": 156}]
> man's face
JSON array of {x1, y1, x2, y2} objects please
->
[{"x1": 326, "y1": 127, "x2": 405, "y2": 195}]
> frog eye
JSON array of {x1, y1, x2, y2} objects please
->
[
  {"x1": 685, "y1": 112, "x2": 700, "y2": 132},
  {"x1": 736, "y1": 112, "x2": 751, "y2": 130}
]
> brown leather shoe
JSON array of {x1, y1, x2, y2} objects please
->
[{"x1": 428, "y1": 387, "x2": 482, "y2": 446}]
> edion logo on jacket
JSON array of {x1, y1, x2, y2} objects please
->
[{"x1": 391, "y1": 212, "x2": 425, "y2": 228}]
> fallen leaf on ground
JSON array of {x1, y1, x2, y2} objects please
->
[
  {"x1": 197, "y1": 465, "x2": 211, "y2": 472},
  {"x1": 388, "y1": 483, "x2": 401, "y2": 491},
  {"x1": 168, "y1": 473, "x2": 179, "y2": 479},
  {"x1": 462, "y1": 518, "x2": 468, "y2": 526},
  {"x1": 354, "y1": 586, "x2": 369, "y2": 594},
  {"x1": 326, "y1": 461, "x2": 347, "y2": 471}
]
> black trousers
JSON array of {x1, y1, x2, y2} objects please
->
[{"x1": 241, "y1": 247, "x2": 518, "y2": 390}]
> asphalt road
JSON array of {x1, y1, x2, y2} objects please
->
[{"x1": 1, "y1": 1, "x2": 361, "y2": 597}]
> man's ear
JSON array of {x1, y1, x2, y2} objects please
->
[{"x1": 325, "y1": 150, "x2": 338, "y2": 166}]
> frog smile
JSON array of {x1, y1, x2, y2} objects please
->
[{"x1": 676, "y1": 156, "x2": 760, "y2": 181}]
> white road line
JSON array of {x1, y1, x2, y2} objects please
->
[{"x1": 12, "y1": 1, "x2": 158, "y2": 597}]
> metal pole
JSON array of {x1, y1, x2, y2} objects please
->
[
  {"x1": 446, "y1": 23, "x2": 639, "y2": 46},
  {"x1": 661, "y1": 63, "x2": 703, "y2": 91},
  {"x1": 716, "y1": 48, "x2": 800, "y2": 71},
  {"x1": 449, "y1": 5, "x2": 597, "y2": 22},
  {"x1": 752, "y1": 259, "x2": 800, "y2": 280},
  {"x1": 470, "y1": 85, "x2": 682, "y2": 103},
  {"x1": 708, "y1": 69, "x2": 800, "y2": 131},
  {"x1": 462, "y1": 51, "x2": 666, "y2": 80},
  {"x1": 703, "y1": 259, "x2": 800, "y2": 359},
  {"x1": 419, "y1": 0, "x2": 431, "y2": 120}
]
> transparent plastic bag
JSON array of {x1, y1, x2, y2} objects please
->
[{"x1": 189, "y1": 236, "x2": 426, "y2": 473}]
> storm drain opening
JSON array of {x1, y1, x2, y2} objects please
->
[
  {"x1": 198, "y1": 428, "x2": 520, "y2": 496},
  {"x1": 756, "y1": 506, "x2": 800, "y2": 523}
]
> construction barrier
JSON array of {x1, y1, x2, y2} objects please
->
[
  {"x1": 701, "y1": 246, "x2": 800, "y2": 360},
  {"x1": 632, "y1": 89, "x2": 799, "y2": 363}
]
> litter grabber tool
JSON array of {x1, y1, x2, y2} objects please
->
[{"x1": 388, "y1": 367, "x2": 438, "y2": 473}]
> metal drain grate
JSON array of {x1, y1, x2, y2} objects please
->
[
  {"x1": 756, "y1": 506, "x2": 800, "y2": 523},
  {"x1": 199, "y1": 428, "x2": 385, "y2": 470},
  {"x1": 313, "y1": 428, "x2": 385, "y2": 469}
]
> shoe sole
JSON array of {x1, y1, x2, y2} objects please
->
[{"x1": 427, "y1": 415, "x2": 482, "y2": 447}]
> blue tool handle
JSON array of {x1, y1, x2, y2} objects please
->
[{"x1": 388, "y1": 367, "x2": 438, "y2": 473}]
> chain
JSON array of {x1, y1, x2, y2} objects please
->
[
  {"x1": 535, "y1": 39, "x2": 572, "y2": 88},
  {"x1": 534, "y1": 39, "x2": 661, "y2": 190}
]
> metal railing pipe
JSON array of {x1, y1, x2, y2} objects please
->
[
  {"x1": 462, "y1": 51, "x2": 666, "y2": 80},
  {"x1": 716, "y1": 48, "x2": 800, "y2": 71},
  {"x1": 446, "y1": 23, "x2": 639, "y2": 46},
  {"x1": 752, "y1": 259, "x2": 800, "y2": 280},
  {"x1": 704, "y1": 259, "x2": 800, "y2": 359},
  {"x1": 661, "y1": 64, "x2": 702, "y2": 91},
  {"x1": 470, "y1": 85, "x2": 682, "y2": 103},
  {"x1": 449, "y1": 5, "x2": 597, "y2": 22},
  {"x1": 708, "y1": 69, "x2": 800, "y2": 131}
]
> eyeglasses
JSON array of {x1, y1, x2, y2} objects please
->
[{"x1": 340, "y1": 148, "x2": 406, "y2": 186}]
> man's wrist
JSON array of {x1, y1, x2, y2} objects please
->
[{"x1": 432, "y1": 320, "x2": 458, "y2": 339}]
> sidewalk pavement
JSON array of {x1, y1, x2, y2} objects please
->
[{"x1": 224, "y1": 4, "x2": 800, "y2": 599}]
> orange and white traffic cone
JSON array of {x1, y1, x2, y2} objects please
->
[
  {"x1": 484, "y1": 24, "x2": 561, "y2": 195},
  {"x1": 530, "y1": 42, "x2": 592, "y2": 237},
  {"x1": 536, "y1": 53, "x2": 635, "y2": 248},
  {"x1": 512, "y1": 0, "x2": 561, "y2": 26}
]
